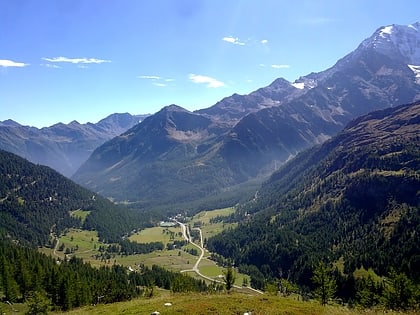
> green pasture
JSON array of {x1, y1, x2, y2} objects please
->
[
  {"x1": 129, "y1": 226, "x2": 184, "y2": 246},
  {"x1": 69, "y1": 209, "x2": 91, "y2": 223},
  {"x1": 189, "y1": 207, "x2": 237, "y2": 240}
]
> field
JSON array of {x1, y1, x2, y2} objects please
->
[
  {"x1": 56, "y1": 292, "x2": 419, "y2": 315},
  {"x1": 40, "y1": 228, "x2": 199, "y2": 271},
  {"x1": 129, "y1": 226, "x2": 184, "y2": 245},
  {"x1": 189, "y1": 207, "x2": 237, "y2": 240},
  {"x1": 40, "y1": 207, "x2": 249, "y2": 284},
  {"x1": 69, "y1": 209, "x2": 90, "y2": 223}
]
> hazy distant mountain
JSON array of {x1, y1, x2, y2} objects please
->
[
  {"x1": 207, "y1": 101, "x2": 420, "y2": 287},
  {"x1": 196, "y1": 77, "x2": 306, "y2": 124},
  {"x1": 0, "y1": 113, "x2": 149, "y2": 177},
  {"x1": 73, "y1": 105, "x2": 235, "y2": 205},
  {"x1": 72, "y1": 23, "x2": 420, "y2": 207}
]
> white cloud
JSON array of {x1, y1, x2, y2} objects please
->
[
  {"x1": 271, "y1": 64, "x2": 290, "y2": 69},
  {"x1": 153, "y1": 82, "x2": 166, "y2": 87},
  {"x1": 222, "y1": 36, "x2": 246, "y2": 46},
  {"x1": 41, "y1": 63, "x2": 61, "y2": 69},
  {"x1": 260, "y1": 39, "x2": 268, "y2": 44},
  {"x1": 189, "y1": 74, "x2": 225, "y2": 88},
  {"x1": 42, "y1": 56, "x2": 111, "y2": 64},
  {"x1": 137, "y1": 75, "x2": 161, "y2": 80},
  {"x1": 137, "y1": 75, "x2": 174, "y2": 87},
  {"x1": 0, "y1": 59, "x2": 29, "y2": 67}
]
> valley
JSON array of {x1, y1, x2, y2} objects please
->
[
  {"x1": 40, "y1": 207, "x2": 249, "y2": 288},
  {"x1": 1, "y1": 21, "x2": 419, "y2": 314}
]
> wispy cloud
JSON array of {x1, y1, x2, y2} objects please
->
[
  {"x1": 259, "y1": 63, "x2": 290, "y2": 69},
  {"x1": 41, "y1": 63, "x2": 61, "y2": 69},
  {"x1": 42, "y1": 56, "x2": 111, "y2": 64},
  {"x1": 260, "y1": 39, "x2": 268, "y2": 44},
  {"x1": 0, "y1": 59, "x2": 29, "y2": 67},
  {"x1": 222, "y1": 36, "x2": 246, "y2": 46},
  {"x1": 271, "y1": 64, "x2": 290, "y2": 69},
  {"x1": 137, "y1": 75, "x2": 174, "y2": 87},
  {"x1": 189, "y1": 74, "x2": 225, "y2": 88},
  {"x1": 137, "y1": 75, "x2": 161, "y2": 80},
  {"x1": 153, "y1": 82, "x2": 167, "y2": 87}
]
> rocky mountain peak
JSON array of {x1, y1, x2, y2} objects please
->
[{"x1": 361, "y1": 22, "x2": 420, "y2": 64}]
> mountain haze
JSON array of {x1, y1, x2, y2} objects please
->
[
  {"x1": 0, "y1": 113, "x2": 148, "y2": 177},
  {"x1": 72, "y1": 23, "x2": 420, "y2": 207}
]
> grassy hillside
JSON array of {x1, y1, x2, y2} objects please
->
[{"x1": 57, "y1": 292, "x2": 419, "y2": 315}]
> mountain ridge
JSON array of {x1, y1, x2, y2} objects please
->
[
  {"x1": 207, "y1": 100, "x2": 420, "y2": 289},
  {"x1": 72, "y1": 22, "x2": 420, "y2": 207},
  {"x1": 0, "y1": 113, "x2": 149, "y2": 177}
]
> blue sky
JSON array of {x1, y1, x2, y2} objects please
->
[{"x1": 1, "y1": 0, "x2": 419, "y2": 127}]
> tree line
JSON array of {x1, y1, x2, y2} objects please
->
[{"x1": 0, "y1": 238, "x2": 209, "y2": 312}]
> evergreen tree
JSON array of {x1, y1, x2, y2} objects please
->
[
  {"x1": 356, "y1": 276, "x2": 382, "y2": 308},
  {"x1": 224, "y1": 267, "x2": 236, "y2": 292},
  {"x1": 0, "y1": 256, "x2": 20, "y2": 302},
  {"x1": 311, "y1": 262, "x2": 337, "y2": 305},
  {"x1": 25, "y1": 291, "x2": 49, "y2": 315},
  {"x1": 383, "y1": 269, "x2": 416, "y2": 310}
]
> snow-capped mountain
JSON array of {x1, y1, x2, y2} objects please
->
[
  {"x1": 361, "y1": 22, "x2": 420, "y2": 64},
  {"x1": 73, "y1": 23, "x2": 420, "y2": 207}
]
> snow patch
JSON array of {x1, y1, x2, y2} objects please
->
[
  {"x1": 409, "y1": 24, "x2": 418, "y2": 31},
  {"x1": 379, "y1": 25, "x2": 393, "y2": 37},
  {"x1": 291, "y1": 82, "x2": 305, "y2": 89},
  {"x1": 408, "y1": 64, "x2": 420, "y2": 84}
]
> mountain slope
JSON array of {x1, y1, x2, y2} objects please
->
[
  {"x1": 73, "y1": 22, "x2": 420, "y2": 207},
  {"x1": 218, "y1": 23, "x2": 420, "y2": 179},
  {"x1": 0, "y1": 149, "x2": 147, "y2": 246},
  {"x1": 207, "y1": 101, "x2": 420, "y2": 287},
  {"x1": 0, "y1": 113, "x2": 148, "y2": 177},
  {"x1": 73, "y1": 105, "x2": 239, "y2": 205}
]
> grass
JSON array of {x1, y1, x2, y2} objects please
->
[
  {"x1": 56, "y1": 291, "x2": 419, "y2": 315},
  {"x1": 69, "y1": 209, "x2": 91, "y2": 223},
  {"x1": 190, "y1": 207, "x2": 237, "y2": 240},
  {"x1": 353, "y1": 267, "x2": 382, "y2": 282},
  {"x1": 39, "y1": 227, "x2": 198, "y2": 271},
  {"x1": 39, "y1": 207, "x2": 247, "y2": 284},
  {"x1": 129, "y1": 226, "x2": 184, "y2": 246}
]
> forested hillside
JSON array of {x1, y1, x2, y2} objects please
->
[
  {"x1": 207, "y1": 101, "x2": 420, "y2": 307},
  {"x1": 0, "y1": 150, "x2": 151, "y2": 246},
  {"x1": 0, "y1": 239, "x2": 207, "y2": 311}
]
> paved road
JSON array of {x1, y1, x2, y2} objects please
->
[{"x1": 175, "y1": 220, "x2": 263, "y2": 294}]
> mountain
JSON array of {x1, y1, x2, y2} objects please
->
[
  {"x1": 0, "y1": 113, "x2": 149, "y2": 177},
  {"x1": 218, "y1": 22, "x2": 420, "y2": 179},
  {"x1": 0, "y1": 149, "x2": 148, "y2": 246},
  {"x1": 73, "y1": 22, "x2": 420, "y2": 207},
  {"x1": 207, "y1": 101, "x2": 420, "y2": 288},
  {"x1": 196, "y1": 77, "x2": 306, "y2": 124},
  {"x1": 73, "y1": 105, "x2": 237, "y2": 206}
]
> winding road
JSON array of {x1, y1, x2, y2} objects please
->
[{"x1": 175, "y1": 220, "x2": 262, "y2": 294}]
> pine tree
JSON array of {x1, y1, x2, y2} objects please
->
[
  {"x1": 383, "y1": 269, "x2": 415, "y2": 310},
  {"x1": 312, "y1": 262, "x2": 337, "y2": 305},
  {"x1": 0, "y1": 256, "x2": 20, "y2": 302},
  {"x1": 224, "y1": 267, "x2": 236, "y2": 292},
  {"x1": 25, "y1": 291, "x2": 49, "y2": 315}
]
